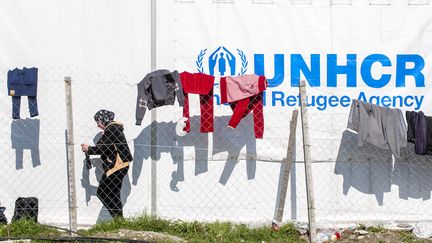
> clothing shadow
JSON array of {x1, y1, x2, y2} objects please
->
[
  {"x1": 80, "y1": 132, "x2": 131, "y2": 222},
  {"x1": 132, "y1": 116, "x2": 209, "y2": 192},
  {"x1": 11, "y1": 118, "x2": 41, "y2": 170},
  {"x1": 132, "y1": 115, "x2": 257, "y2": 190},
  {"x1": 212, "y1": 115, "x2": 257, "y2": 185},
  {"x1": 393, "y1": 142, "x2": 432, "y2": 200},
  {"x1": 334, "y1": 130, "x2": 393, "y2": 205},
  {"x1": 81, "y1": 157, "x2": 102, "y2": 205}
]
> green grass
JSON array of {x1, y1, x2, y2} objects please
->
[
  {"x1": 366, "y1": 225, "x2": 386, "y2": 233},
  {"x1": 5, "y1": 219, "x2": 432, "y2": 243},
  {"x1": 79, "y1": 216, "x2": 305, "y2": 242},
  {"x1": 399, "y1": 231, "x2": 426, "y2": 243},
  {"x1": 0, "y1": 217, "x2": 305, "y2": 242},
  {"x1": 357, "y1": 223, "x2": 386, "y2": 233},
  {"x1": 0, "y1": 219, "x2": 60, "y2": 238}
]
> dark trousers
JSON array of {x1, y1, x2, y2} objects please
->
[
  {"x1": 12, "y1": 96, "x2": 39, "y2": 119},
  {"x1": 97, "y1": 167, "x2": 129, "y2": 218}
]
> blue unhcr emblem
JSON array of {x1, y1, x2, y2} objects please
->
[{"x1": 196, "y1": 46, "x2": 248, "y2": 76}]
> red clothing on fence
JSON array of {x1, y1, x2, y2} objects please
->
[
  {"x1": 220, "y1": 74, "x2": 267, "y2": 138},
  {"x1": 180, "y1": 72, "x2": 215, "y2": 133}
]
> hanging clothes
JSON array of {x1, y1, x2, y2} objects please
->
[
  {"x1": 7, "y1": 67, "x2": 39, "y2": 119},
  {"x1": 426, "y1": 117, "x2": 432, "y2": 153},
  {"x1": 406, "y1": 110, "x2": 416, "y2": 143},
  {"x1": 135, "y1": 69, "x2": 184, "y2": 125},
  {"x1": 347, "y1": 99, "x2": 407, "y2": 158},
  {"x1": 180, "y1": 71, "x2": 215, "y2": 133},
  {"x1": 405, "y1": 110, "x2": 432, "y2": 155},
  {"x1": 220, "y1": 74, "x2": 267, "y2": 139}
]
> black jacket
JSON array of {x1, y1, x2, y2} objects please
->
[{"x1": 88, "y1": 122, "x2": 133, "y2": 172}]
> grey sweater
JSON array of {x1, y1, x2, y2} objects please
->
[
  {"x1": 135, "y1": 70, "x2": 184, "y2": 125},
  {"x1": 348, "y1": 99, "x2": 407, "y2": 158}
]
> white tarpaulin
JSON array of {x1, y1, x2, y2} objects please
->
[{"x1": 0, "y1": 0, "x2": 432, "y2": 227}]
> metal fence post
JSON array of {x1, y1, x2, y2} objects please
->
[
  {"x1": 299, "y1": 80, "x2": 317, "y2": 242},
  {"x1": 150, "y1": 0, "x2": 158, "y2": 217},
  {"x1": 64, "y1": 76, "x2": 77, "y2": 235}
]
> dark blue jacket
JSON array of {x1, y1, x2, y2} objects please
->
[
  {"x1": 406, "y1": 111, "x2": 415, "y2": 143},
  {"x1": 7, "y1": 67, "x2": 38, "y2": 97},
  {"x1": 426, "y1": 116, "x2": 432, "y2": 153},
  {"x1": 414, "y1": 111, "x2": 427, "y2": 155}
]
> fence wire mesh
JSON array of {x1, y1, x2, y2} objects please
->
[
  {"x1": 0, "y1": 67, "x2": 431, "y2": 235},
  {"x1": 0, "y1": 67, "x2": 71, "y2": 226},
  {"x1": 306, "y1": 86, "x2": 432, "y2": 225}
]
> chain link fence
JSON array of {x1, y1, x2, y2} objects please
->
[
  {"x1": 0, "y1": 67, "x2": 431, "y2": 235},
  {"x1": 307, "y1": 87, "x2": 432, "y2": 225}
]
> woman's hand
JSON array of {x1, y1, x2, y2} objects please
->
[{"x1": 81, "y1": 144, "x2": 90, "y2": 152}]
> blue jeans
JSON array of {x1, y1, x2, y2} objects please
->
[{"x1": 12, "y1": 96, "x2": 39, "y2": 119}]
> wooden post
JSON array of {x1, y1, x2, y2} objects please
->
[
  {"x1": 299, "y1": 80, "x2": 317, "y2": 242},
  {"x1": 64, "y1": 76, "x2": 77, "y2": 235},
  {"x1": 273, "y1": 109, "x2": 299, "y2": 229}
]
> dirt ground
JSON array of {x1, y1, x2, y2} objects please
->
[
  {"x1": 339, "y1": 231, "x2": 431, "y2": 243},
  {"x1": 89, "y1": 229, "x2": 186, "y2": 242},
  {"x1": 315, "y1": 228, "x2": 432, "y2": 243},
  {"x1": 89, "y1": 228, "x2": 432, "y2": 243}
]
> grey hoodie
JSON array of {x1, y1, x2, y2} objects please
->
[
  {"x1": 135, "y1": 69, "x2": 184, "y2": 125},
  {"x1": 348, "y1": 99, "x2": 407, "y2": 158}
]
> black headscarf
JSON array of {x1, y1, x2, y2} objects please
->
[{"x1": 93, "y1": 109, "x2": 115, "y2": 126}]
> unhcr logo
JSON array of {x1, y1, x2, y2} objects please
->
[
  {"x1": 196, "y1": 46, "x2": 248, "y2": 76},
  {"x1": 194, "y1": 47, "x2": 426, "y2": 110}
]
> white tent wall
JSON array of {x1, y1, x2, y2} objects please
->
[
  {"x1": 156, "y1": 0, "x2": 432, "y2": 225},
  {"x1": 0, "y1": 0, "x2": 431, "y2": 228},
  {"x1": 0, "y1": 0, "x2": 151, "y2": 226}
]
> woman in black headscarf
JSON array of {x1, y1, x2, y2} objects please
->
[{"x1": 81, "y1": 109, "x2": 133, "y2": 218}]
